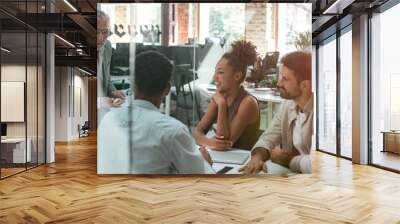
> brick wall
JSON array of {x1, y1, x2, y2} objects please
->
[
  {"x1": 177, "y1": 3, "x2": 189, "y2": 45},
  {"x1": 245, "y1": 3, "x2": 267, "y2": 56}
]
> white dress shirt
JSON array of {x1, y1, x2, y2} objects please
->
[
  {"x1": 98, "y1": 99, "x2": 213, "y2": 174},
  {"x1": 289, "y1": 110, "x2": 311, "y2": 173},
  {"x1": 293, "y1": 111, "x2": 307, "y2": 155}
]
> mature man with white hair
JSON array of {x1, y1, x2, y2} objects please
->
[{"x1": 97, "y1": 10, "x2": 126, "y2": 123}]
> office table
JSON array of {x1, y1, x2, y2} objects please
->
[
  {"x1": 209, "y1": 148, "x2": 292, "y2": 175},
  {"x1": 381, "y1": 131, "x2": 400, "y2": 154},
  {"x1": 1, "y1": 138, "x2": 32, "y2": 164}
]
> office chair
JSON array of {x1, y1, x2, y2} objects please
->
[
  {"x1": 262, "y1": 51, "x2": 280, "y2": 76},
  {"x1": 172, "y1": 64, "x2": 202, "y2": 129},
  {"x1": 79, "y1": 121, "x2": 90, "y2": 138}
]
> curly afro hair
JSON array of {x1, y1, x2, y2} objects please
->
[{"x1": 222, "y1": 40, "x2": 257, "y2": 82}]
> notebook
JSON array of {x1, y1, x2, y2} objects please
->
[
  {"x1": 208, "y1": 148, "x2": 250, "y2": 165},
  {"x1": 206, "y1": 85, "x2": 217, "y2": 91}
]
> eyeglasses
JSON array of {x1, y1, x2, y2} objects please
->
[{"x1": 97, "y1": 29, "x2": 111, "y2": 36}]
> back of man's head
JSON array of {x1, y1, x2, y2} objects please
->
[
  {"x1": 134, "y1": 51, "x2": 174, "y2": 97},
  {"x1": 280, "y1": 51, "x2": 311, "y2": 82}
]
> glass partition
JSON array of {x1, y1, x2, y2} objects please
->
[
  {"x1": 97, "y1": 3, "x2": 312, "y2": 175},
  {"x1": 27, "y1": 30, "x2": 38, "y2": 169},
  {"x1": 37, "y1": 31, "x2": 46, "y2": 165},
  {"x1": 370, "y1": 3, "x2": 400, "y2": 171},
  {"x1": 0, "y1": 0, "x2": 46, "y2": 179},
  {"x1": 339, "y1": 27, "x2": 352, "y2": 159},
  {"x1": 317, "y1": 36, "x2": 337, "y2": 155},
  {"x1": 1, "y1": 31, "x2": 28, "y2": 177}
]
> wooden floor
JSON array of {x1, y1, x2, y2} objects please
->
[
  {"x1": 1, "y1": 167, "x2": 26, "y2": 178},
  {"x1": 0, "y1": 135, "x2": 400, "y2": 223},
  {"x1": 1, "y1": 163, "x2": 44, "y2": 178}
]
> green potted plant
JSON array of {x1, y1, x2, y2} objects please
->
[
  {"x1": 294, "y1": 31, "x2": 311, "y2": 51},
  {"x1": 256, "y1": 77, "x2": 278, "y2": 94}
]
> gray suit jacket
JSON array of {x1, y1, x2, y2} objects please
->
[{"x1": 100, "y1": 40, "x2": 117, "y2": 97}]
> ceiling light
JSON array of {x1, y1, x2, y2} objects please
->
[
  {"x1": 54, "y1": 34, "x2": 75, "y2": 48},
  {"x1": 78, "y1": 67, "x2": 92, "y2": 76},
  {"x1": 63, "y1": 0, "x2": 78, "y2": 12},
  {"x1": 323, "y1": 0, "x2": 355, "y2": 15},
  {"x1": 1, "y1": 47, "x2": 11, "y2": 53}
]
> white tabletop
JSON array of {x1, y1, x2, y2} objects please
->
[
  {"x1": 1, "y1": 138, "x2": 27, "y2": 143},
  {"x1": 246, "y1": 88, "x2": 284, "y2": 103},
  {"x1": 208, "y1": 148, "x2": 292, "y2": 175}
]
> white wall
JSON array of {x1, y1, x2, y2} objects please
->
[
  {"x1": 55, "y1": 67, "x2": 89, "y2": 141},
  {"x1": 72, "y1": 73, "x2": 89, "y2": 138},
  {"x1": 55, "y1": 66, "x2": 67, "y2": 141},
  {"x1": 1, "y1": 65, "x2": 26, "y2": 138},
  {"x1": 1, "y1": 63, "x2": 46, "y2": 164},
  {"x1": 1, "y1": 65, "x2": 37, "y2": 137}
]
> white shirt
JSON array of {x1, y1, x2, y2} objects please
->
[
  {"x1": 98, "y1": 99, "x2": 213, "y2": 174},
  {"x1": 293, "y1": 111, "x2": 307, "y2": 155},
  {"x1": 289, "y1": 110, "x2": 312, "y2": 173},
  {"x1": 290, "y1": 110, "x2": 311, "y2": 173}
]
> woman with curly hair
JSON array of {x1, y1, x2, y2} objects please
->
[{"x1": 194, "y1": 40, "x2": 260, "y2": 151}]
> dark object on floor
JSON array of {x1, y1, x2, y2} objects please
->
[{"x1": 79, "y1": 121, "x2": 90, "y2": 138}]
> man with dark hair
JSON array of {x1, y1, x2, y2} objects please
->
[
  {"x1": 98, "y1": 51, "x2": 213, "y2": 174},
  {"x1": 240, "y1": 51, "x2": 313, "y2": 174},
  {"x1": 134, "y1": 51, "x2": 174, "y2": 98}
]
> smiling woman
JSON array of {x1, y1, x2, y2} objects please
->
[{"x1": 194, "y1": 40, "x2": 260, "y2": 151}]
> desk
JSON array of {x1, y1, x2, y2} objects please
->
[
  {"x1": 381, "y1": 131, "x2": 400, "y2": 154},
  {"x1": 247, "y1": 88, "x2": 283, "y2": 130},
  {"x1": 1, "y1": 138, "x2": 31, "y2": 163},
  {"x1": 209, "y1": 148, "x2": 292, "y2": 175}
]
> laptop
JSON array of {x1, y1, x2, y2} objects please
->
[{"x1": 206, "y1": 84, "x2": 217, "y2": 91}]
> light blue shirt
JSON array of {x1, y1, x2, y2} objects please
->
[{"x1": 98, "y1": 99, "x2": 213, "y2": 174}]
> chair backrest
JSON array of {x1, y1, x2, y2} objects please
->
[
  {"x1": 111, "y1": 43, "x2": 130, "y2": 67},
  {"x1": 173, "y1": 64, "x2": 193, "y2": 95},
  {"x1": 82, "y1": 121, "x2": 90, "y2": 129},
  {"x1": 262, "y1": 52, "x2": 280, "y2": 71}
]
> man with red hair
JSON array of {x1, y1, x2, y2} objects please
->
[{"x1": 240, "y1": 51, "x2": 314, "y2": 174}]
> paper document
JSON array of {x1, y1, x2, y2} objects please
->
[
  {"x1": 206, "y1": 85, "x2": 217, "y2": 91},
  {"x1": 208, "y1": 148, "x2": 250, "y2": 165}
]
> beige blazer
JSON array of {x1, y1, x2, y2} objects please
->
[{"x1": 252, "y1": 94, "x2": 314, "y2": 156}]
